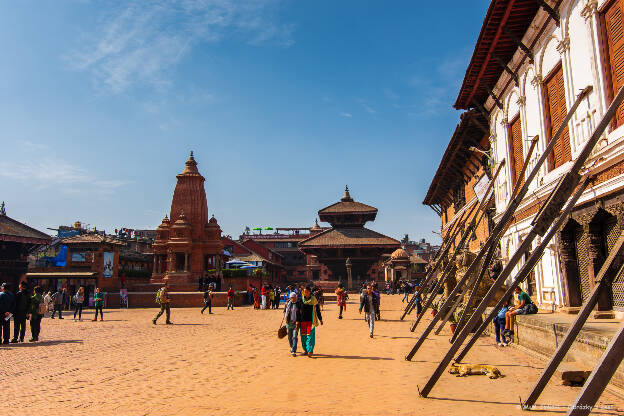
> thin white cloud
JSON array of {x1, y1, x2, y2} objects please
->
[
  {"x1": 66, "y1": 0, "x2": 294, "y2": 93},
  {"x1": 357, "y1": 98, "x2": 376, "y2": 114},
  {"x1": 0, "y1": 157, "x2": 131, "y2": 196},
  {"x1": 340, "y1": 112, "x2": 352, "y2": 118}
]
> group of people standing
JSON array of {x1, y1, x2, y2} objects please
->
[
  {"x1": 0, "y1": 282, "x2": 106, "y2": 344},
  {"x1": 249, "y1": 284, "x2": 283, "y2": 310}
]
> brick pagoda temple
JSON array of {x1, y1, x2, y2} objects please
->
[
  {"x1": 151, "y1": 152, "x2": 223, "y2": 285},
  {"x1": 298, "y1": 186, "x2": 400, "y2": 288}
]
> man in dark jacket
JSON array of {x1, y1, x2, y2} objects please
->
[
  {"x1": 0, "y1": 283, "x2": 16, "y2": 344},
  {"x1": 11, "y1": 281, "x2": 30, "y2": 343},
  {"x1": 359, "y1": 285, "x2": 380, "y2": 338}
]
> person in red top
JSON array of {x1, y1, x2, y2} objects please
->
[{"x1": 226, "y1": 287, "x2": 235, "y2": 310}]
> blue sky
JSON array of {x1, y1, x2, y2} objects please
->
[{"x1": 0, "y1": 0, "x2": 489, "y2": 242}]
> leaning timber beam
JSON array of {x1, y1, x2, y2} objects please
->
[
  {"x1": 521, "y1": 231, "x2": 624, "y2": 409},
  {"x1": 405, "y1": 86, "x2": 592, "y2": 361},
  {"x1": 407, "y1": 160, "x2": 504, "y2": 327},
  {"x1": 565, "y1": 322, "x2": 624, "y2": 416},
  {"x1": 400, "y1": 201, "x2": 476, "y2": 320},
  {"x1": 417, "y1": 84, "x2": 622, "y2": 398},
  {"x1": 400, "y1": 203, "x2": 473, "y2": 319},
  {"x1": 443, "y1": 135, "x2": 539, "y2": 340}
]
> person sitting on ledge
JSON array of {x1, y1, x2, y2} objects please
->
[{"x1": 503, "y1": 286, "x2": 537, "y2": 342}]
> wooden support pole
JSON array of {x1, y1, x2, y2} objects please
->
[
  {"x1": 405, "y1": 85, "x2": 592, "y2": 361},
  {"x1": 405, "y1": 161, "x2": 504, "y2": 326},
  {"x1": 400, "y1": 203, "x2": 472, "y2": 319},
  {"x1": 418, "y1": 84, "x2": 621, "y2": 398},
  {"x1": 522, "y1": 232, "x2": 624, "y2": 409},
  {"x1": 420, "y1": 178, "x2": 588, "y2": 397},
  {"x1": 446, "y1": 135, "x2": 540, "y2": 340},
  {"x1": 566, "y1": 322, "x2": 624, "y2": 416},
  {"x1": 400, "y1": 201, "x2": 475, "y2": 320}
]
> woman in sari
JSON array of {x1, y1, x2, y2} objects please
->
[{"x1": 300, "y1": 285, "x2": 323, "y2": 357}]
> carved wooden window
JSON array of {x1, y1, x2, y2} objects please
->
[
  {"x1": 543, "y1": 63, "x2": 571, "y2": 170},
  {"x1": 508, "y1": 114, "x2": 524, "y2": 188},
  {"x1": 604, "y1": 0, "x2": 624, "y2": 127}
]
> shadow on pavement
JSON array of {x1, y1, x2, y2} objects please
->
[
  {"x1": 311, "y1": 353, "x2": 394, "y2": 360},
  {"x1": 0, "y1": 339, "x2": 83, "y2": 348}
]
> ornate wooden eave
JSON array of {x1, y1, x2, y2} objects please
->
[{"x1": 423, "y1": 110, "x2": 489, "y2": 207}]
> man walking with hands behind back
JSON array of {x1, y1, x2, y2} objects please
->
[{"x1": 153, "y1": 279, "x2": 173, "y2": 325}]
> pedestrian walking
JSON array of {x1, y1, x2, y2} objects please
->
[
  {"x1": 12, "y1": 281, "x2": 30, "y2": 343},
  {"x1": 335, "y1": 283, "x2": 347, "y2": 319},
  {"x1": 413, "y1": 284, "x2": 422, "y2": 317},
  {"x1": 300, "y1": 285, "x2": 323, "y2": 357},
  {"x1": 92, "y1": 287, "x2": 104, "y2": 321},
  {"x1": 401, "y1": 282, "x2": 410, "y2": 303},
  {"x1": 28, "y1": 286, "x2": 45, "y2": 342},
  {"x1": 153, "y1": 280, "x2": 172, "y2": 325},
  {"x1": 73, "y1": 286, "x2": 85, "y2": 321},
  {"x1": 43, "y1": 291, "x2": 53, "y2": 315},
  {"x1": 359, "y1": 284, "x2": 379, "y2": 338},
  {"x1": 226, "y1": 286, "x2": 235, "y2": 310},
  {"x1": 284, "y1": 291, "x2": 301, "y2": 357},
  {"x1": 201, "y1": 284, "x2": 213, "y2": 314},
  {"x1": 0, "y1": 283, "x2": 15, "y2": 344},
  {"x1": 51, "y1": 288, "x2": 65, "y2": 319}
]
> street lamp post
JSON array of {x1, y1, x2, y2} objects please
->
[{"x1": 346, "y1": 257, "x2": 352, "y2": 290}]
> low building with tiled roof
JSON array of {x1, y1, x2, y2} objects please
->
[
  {"x1": 0, "y1": 208, "x2": 52, "y2": 289},
  {"x1": 299, "y1": 187, "x2": 400, "y2": 288}
]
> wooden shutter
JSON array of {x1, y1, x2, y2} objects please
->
[
  {"x1": 544, "y1": 65, "x2": 571, "y2": 170},
  {"x1": 509, "y1": 115, "x2": 524, "y2": 187},
  {"x1": 605, "y1": 0, "x2": 624, "y2": 127}
]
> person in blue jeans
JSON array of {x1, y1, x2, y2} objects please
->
[
  {"x1": 283, "y1": 291, "x2": 301, "y2": 357},
  {"x1": 401, "y1": 282, "x2": 410, "y2": 303},
  {"x1": 494, "y1": 298, "x2": 510, "y2": 346},
  {"x1": 413, "y1": 284, "x2": 422, "y2": 316}
]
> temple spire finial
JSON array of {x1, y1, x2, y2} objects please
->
[
  {"x1": 0, "y1": 201, "x2": 5, "y2": 216},
  {"x1": 341, "y1": 185, "x2": 353, "y2": 202}
]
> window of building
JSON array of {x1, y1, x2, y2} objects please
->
[
  {"x1": 603, "y1": 0, "x2": 624, "y2": 128},
  {"x1": 508, "y1": 114, "x2": 524, "y2": 188},
  {"x1": 543, "y1": 63, "x2": 571, "y2": 170}
]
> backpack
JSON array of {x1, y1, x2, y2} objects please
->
[
  {"x1": 37, "y1": 301, "x2": 47, "y2": 316},
  {"x1": 155, "y1": 288, "x2": 163, "y2": 304}
]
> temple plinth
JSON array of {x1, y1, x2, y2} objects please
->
[
  {"x1": 151, "y1": 152, "x2": 223, "y2": 285},
  {"x1": 298, "y1": 186, "x2": 400, "y2": 288}
]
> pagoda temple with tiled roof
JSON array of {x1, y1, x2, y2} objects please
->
[
  {"x1": 0, "y1": 205, "x2": 52, "y2": 290},
  {"x1": 299, "y1": 186, "x2": 400, "y2": 288},
  {"x1": 152, "y1": 152, "x2": 223, "y2": 285}
]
